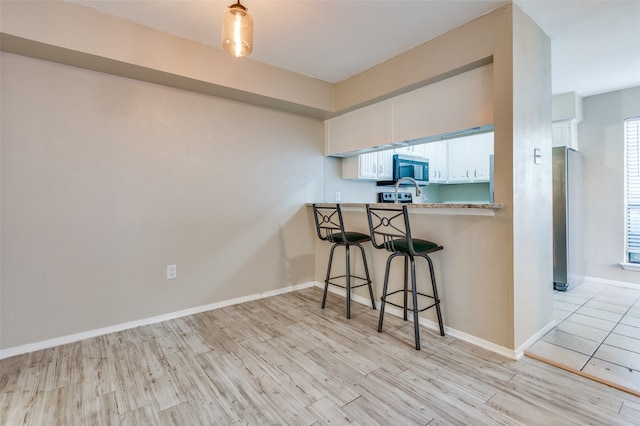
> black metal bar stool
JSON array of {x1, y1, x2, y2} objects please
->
[
  {"x1": 312, "y1": 204, "x2": 376, "y2": 318},
  {"x1": 365, "y1": 204, "x2": 444, "y2": 350}
]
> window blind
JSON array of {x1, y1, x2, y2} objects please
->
[{"x1": 625, "y1": 116, "x2": 640, "y2": 263}]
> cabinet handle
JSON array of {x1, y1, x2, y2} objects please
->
[
  {"x1": 378, "y1": 165, "x2": 382, "y2": 173},
  {"x1": 474, "y1": 169, "x2": 477, "y2": 178},
  {"x1": 372, "y1": 165, "x2": 377, "y2": 173},
  {"x1": 466, "y1": 170, "x2": 469, "y2": 178}
]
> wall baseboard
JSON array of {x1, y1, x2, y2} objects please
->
[
  {"x1": 0, "y1": 281, "x2": 316, "y2": 360},
  {"x1": 514, "y1": 319, "x2": 556, "y2": 359},
  {"x1": 2, "y1": 280, "x2": 552, "y2": 361},
  {"x1": 317, "y1": 282, "x2": 521, "y2": 360},
  {"x1": 583, "y1": 276, "x2": 640, "y2": 290}
]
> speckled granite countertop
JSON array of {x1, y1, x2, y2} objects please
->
[
  {"x1": 308, "y1": 202, "x2": 503, "y2": 215},
  {"x1": 310, "y1": 202, "x2": 502, "y2": 209}
]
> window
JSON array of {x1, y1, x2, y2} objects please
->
[{"x1": 625, "y1": 116, "x2": 640, "y2": 264}]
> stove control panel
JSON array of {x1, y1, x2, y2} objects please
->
[{"x1": 378, "y1": 192, "x2": 413, "y2": 203}]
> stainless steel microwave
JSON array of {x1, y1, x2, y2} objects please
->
[{"x1": 393, "y1": 154, "x2": 429, "y2": 185}]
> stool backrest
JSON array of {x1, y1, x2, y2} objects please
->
[
  {"x1": 312, "y1": 204, "x2": 346, "y2": 243},
  {"x1": 366, "y1": 204, "x2": 414, "y2": 253}
]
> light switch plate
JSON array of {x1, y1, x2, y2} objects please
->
[
  {"x1": 534, "y1": 148, "x2": 542, "y2": 165},
  {"x1": 167, "y1": 264, "x2": 177, "y2": 279}
]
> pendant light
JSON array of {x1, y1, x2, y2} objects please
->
[{"x1": 222, "y1": 0, "x2": 253, "y2": 58}]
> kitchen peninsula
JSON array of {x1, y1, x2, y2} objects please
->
[
  {"x1": 309, "y1": 198, "x2": 510, "y2": 359},
  {"x1": 310, "y1": 201, "x2": 503, "y2": 215}
]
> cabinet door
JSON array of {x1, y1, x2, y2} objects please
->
[
  {"x1": 422, "y1": 143, "x2": 437, "y2": 181},
  {"x1": 394, "y1": 146, "x2": 412, "y2": 155},
  {"x1": 552, "y1": 120, "x2": 577, "y2": 149},
  {"x1": 391, "y1": 65, "x2": 494, "y2": 144},
  {"x1": 469, "y1": 133, "x2": 493, "y2": 182},
  {"x1": 377, "y1": 150, "x2": 395, "y2": 180},
  {"x1": 394, "y1": 144, "x2": 425, "y2": 158},
  {"x1": 411, "y1": 144, "x2": 426, "y2": 159},
  {"x1": 447, "y1": 137, "x2": 472, "y2": 183},
  {"x1": 325, "y1": 101, "x2": 392, "y2": 155},
  {"x1": 358, "y1": 152, "x2": 379, "y2": 180},
  {"x1": 422, "y1": 141, "x2": 447, "y2": 183},
  {"x1": 433, "y1": 141, "x2": 448, "y2": 182}
]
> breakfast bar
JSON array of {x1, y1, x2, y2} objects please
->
[
  {"x1": 311, "y1": 202, "x2": 503, "y2": 214},
  {"x1": 309, "y1": 200, "x2": 508, "y2": 352}
]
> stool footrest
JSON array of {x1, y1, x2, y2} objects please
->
[
  {"x1": 327, "y1": 275, "x2": 371, "y2": 290},
  {"x1": 381, "y1": 289, "x2": 440, "y2": 313}
]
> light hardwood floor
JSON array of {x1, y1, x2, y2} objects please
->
[{"x1": 1, "y1": 287, "x2": 639, "y2": 425}]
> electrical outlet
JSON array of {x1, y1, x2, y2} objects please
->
[
  {"x1": 335, "y1": 191, "x2": 341, "y2": 202},
  {"x1": 166, "y1": 264, "x2": 177, "y2": 279}
]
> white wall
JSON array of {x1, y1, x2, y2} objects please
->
[
  {"x1": 580, "y1": 86, "x2": 640, "y2": 284},
  {"x1": 511, "y1": 6, "x2": 554, "y2": 348},
  {"x1": 0, "y1": 53, "x2": 324, "y2": 349}
]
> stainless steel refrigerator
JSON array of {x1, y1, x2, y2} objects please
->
[{"x1": 553, "y1": 146, "x2": 583, "y2": 291}]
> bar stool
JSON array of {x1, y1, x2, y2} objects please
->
[
  {"x1": 365, "y1": 204, "x2": 444, "y2": 350},
  {"x1": 312, "y1": 204, "x2": 376, "y2": 318}
]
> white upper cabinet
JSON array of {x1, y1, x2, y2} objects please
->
[
  {"x1": 326, "y1": 65, "x2": 494, "y2": 156},
  {"x1": 552, "y1": 119, "x2": 578, "y2": 150},
  {"x1": 342, "y1": 132, "x2": 493, "y2": 184},
  {"x1": 469, "y1": 132, "x2": 494, "y2": 182},
  {"x1": 342, "y1": 149, "x2": 394, "y2": 181},
  {"x1": 391, "y1": 65, "x2": 494, "y2": 145},
  {"x1": 447, "y1": 137, "x2": 472, "y2": 183},
  {"x1": 325, "y1": 101, "x2": 392, "y2": 156},
  {"x1": 422, "y1": 141, "x2": 448, "y2": 183},
  {"x1": 356, "y1": 152, "x2": 379, "y2": 180},
  {"x1": 394, "y1": 144, "x2": 426, "y2": 158},
  {"x1": 445, "y1": 132, "x2": 494, "y2": 183},
  {"x1": 377, "y1": 150, "x2": 395, "y2": 180}
]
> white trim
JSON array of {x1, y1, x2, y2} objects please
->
[
  {"x1": 0, "y1": 281, "x2": 316, "y2": 360},
  {"x1": 3, "y1": 280, "x2": 559, "y2": 361},
  {"x1": 316, "y1": 282, "x2": 519, "y2": 360},
  {"x1": 583, "y1": 275, "x2": 640, "y2": 290},
  {"x1": 515, "y1": 320, "x2": 556, "y2": 358},
  {"x1": 439, "y1": 320, "x2": 520, "y2": 360},
  {"x1": 620, "y1": 263, "x2": 640, "y2": 272}
]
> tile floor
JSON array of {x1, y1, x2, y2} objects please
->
[{"x1": 526, "y1": 281, "x2": 640, "y2": 396}]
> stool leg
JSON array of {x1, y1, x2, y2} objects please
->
[
  {"x1": 426, "y1": 255, "x2": 445, "y2": 336},
  {"x1": 356, "y1": 243, "x2": 376, "y2": 309},
  {"x1": 410, "y1": 256, "x2": 421, "y2": 350},
  {"x1": 345, "y1": 245, "x2": 351, "y2": 319},
  {"x1": 322, "y1": 244, "x2": 338, "y2": 310},
  {"x1": 378, "y1": 254, "x2": 396, "y2": 332},
  {"x1": 403, "y1": 255, "x2": 409, "y2": 321}
]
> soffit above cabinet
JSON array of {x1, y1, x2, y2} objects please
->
[{"x1": 326, "y1": 64, "x2": 494, "y2": 156}]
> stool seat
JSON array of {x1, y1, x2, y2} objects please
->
[
  {"x1": 384, "y1": 238, "x2": 440, "y2": 253},
  {"x1": 366, "y1": 204, "x2": 445, "y2": 350},
  {"x1": 313, "y1": 204, "x2": 376, "y2": 319},
  {"x1": 329, "y1": 232, "x2": 371, "y2": 244}
]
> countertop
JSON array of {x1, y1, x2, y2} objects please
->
[{"x1": 309, "y1": 202, "x2": 503, "y2": 216}]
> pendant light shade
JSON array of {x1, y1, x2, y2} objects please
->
[{"x1": 222, "y1": 1, "x2": 253, "y2": 58}]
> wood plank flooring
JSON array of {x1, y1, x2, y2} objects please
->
[{"x1": 1, "y1": 287, "x2": 639, "y2": 425}]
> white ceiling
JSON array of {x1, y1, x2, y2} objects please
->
[{"x1": 69, "y1": 0, "x2": 640, "y2": 98}]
